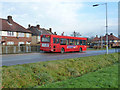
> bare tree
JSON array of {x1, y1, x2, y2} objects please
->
[
  {"x1": 71, "y1": 31, "x2": 81, "y2": 37},
  {"x1": 87, "y1": 36, "x2": 94, "y2": 43},
  {"x1": 87, "y1": 36, "x2": 95, "y2": 47}
]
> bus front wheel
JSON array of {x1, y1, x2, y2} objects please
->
[
  {"x1": 79, "y1": 48, "x2": 82, "y2": 53},
  {"x1": 61, "y1": 48, "x2": 65, "y2": 54}
]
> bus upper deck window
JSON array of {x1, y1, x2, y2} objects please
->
[{"x1": 41, "y1": 36, "x2": 50, "y2": 42}]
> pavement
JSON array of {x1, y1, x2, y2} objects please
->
[{"x1": 1, "y1": 49, "x2": 119, "y2": 66}]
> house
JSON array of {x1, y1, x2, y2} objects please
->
[
  {"x1": 27, "y1": 24, "x2": 53, "y2": 45},
  {"x1": 91, "y1": 33, "x2": 120, "y2": 48},
  {"x1": 0, "y1": 16, "x2": 32, "y2": 46}
]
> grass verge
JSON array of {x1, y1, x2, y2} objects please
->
[
  {"x1": 38, "y1": 63, "x2": 118, "y2": 88},
  {"x1": 87, "y1": 48, "x2": 114, "y2": 51},
  {"x1": 2, "y1": 53, "x2": 118, "y2": 88}
]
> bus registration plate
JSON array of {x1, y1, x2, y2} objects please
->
[{"x1": 42, "y1": 43, "x2": 49, "y2": 47}]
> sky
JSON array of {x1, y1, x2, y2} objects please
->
[{"x1": 0, "y1": 0, "x2": 119, "y2": 38}]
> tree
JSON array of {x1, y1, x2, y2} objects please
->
[
  {"x1": 87, "y1": 36, "x2": 94, "y2": 43},
  {"x1": 87, "y1": 36, "x2": 95, "y2": 46},
  {"x1": 71, "y1": 31, "x2": 81, "y2": 37}
]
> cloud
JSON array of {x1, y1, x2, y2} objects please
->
[{"x1": 1, "y1": 1, "x2": 118, "y2": 37}]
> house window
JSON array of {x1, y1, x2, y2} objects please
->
[
  {"x1": 110, "y1": 40, "x2": 112, "y2": 42},
  {"x1": 7, "y1": 42, "x2": 14, "y2": 45},
  {"x1": 18, "y1": 33, "x2": 24, "y2": 37},
  {"x1": 26, "y1": 42, "x2": 31, "y2": 45},
  {"x1": 38, "y1": 36, "x2": 40, "y2": 41},
  {"x1": 7, "y1": 31, "x2": 14, "y2": 36},
  {"x1": 114, "y1": 40, "x2": 117, "y2": 42},
  {"x1": 26, "y1": 33, "x2": 30, "y2": 37},
  {"x1": 2, "y1": 43, "x2": 5, "y2": 45},
  {"x1": 18, "y1": 42, "x2": 24, "y2": 46}
]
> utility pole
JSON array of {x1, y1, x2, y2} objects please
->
[{"x1": 93, "y1": 3, "x2": 108, "y2": 54}]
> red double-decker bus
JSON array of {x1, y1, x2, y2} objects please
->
[{"x1": 40, "y1": 34, "x2": 87, "y2": 53}]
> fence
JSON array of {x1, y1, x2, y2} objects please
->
[{"x1": 1, "y1": 46, "x2": 40, "y2": 54}]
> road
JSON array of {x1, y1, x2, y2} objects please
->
[{"x1": 1, "y1": 49, "x2": 119, "y2": 66}]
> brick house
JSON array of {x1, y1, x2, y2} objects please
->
[
  {"x1": 91, "y1": 33, "x2": 120, "y2": 48},
  {"x1": 0, "y1": 16, "x2": 32, "y2": 46},
  {"x1": 28, "y1": 24, "x2": 53, "y2": 45}
]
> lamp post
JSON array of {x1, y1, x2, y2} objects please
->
[{"x1": 93, "y1": 3, "x2": 108, "y2": 54}]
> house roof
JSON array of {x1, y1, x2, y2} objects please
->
[
  {"x1": 92, "y1": 33, "x2": 119, "y2": 42},
  {"x1": 0, "y1": 16, "x2": 31, "y2": 33},
  {"x1": 101, "y1": 34, "x2": 119, "y2": 40},
  {"x1": 92, "y1": 36, "x2": 100, "y2": 42},
  {"x1": 28, "y1": 25, "x2": 53, "y2": 36}
]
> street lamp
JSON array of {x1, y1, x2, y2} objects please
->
[{"x1": 93, "y1": 3, "x2": 108, "y2": 54}]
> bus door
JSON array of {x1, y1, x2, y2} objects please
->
[
  {"x1": 66, "y1": 39, "x2": 71, "y2": 51},
  {"x1": 53, "y1": 38, "x2": 60, "y2": 52},
  {"x1": 79, "y1": 40, "x2": 84, "y2": 50},
  {"x1": 74, "y1": 39, "x2": 79, "y2": 51},
  {"x1": 60, "y1": 38, "x2": 67, "y2": 52},
  {"x1": 82, "y1": 40, "x2": 87, "y2": 51}
]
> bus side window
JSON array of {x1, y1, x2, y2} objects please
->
[
  {"x1": 75, "y1": 40, "x2": 77, "y2": 45},
  {"x1": 56, "y1": 38, "x2": 59, "y2": 44},
  {"x1": 79, "y1": 40, "x2": 82, "y2": 45},
  {"x1": 83, "y1": 40, "x2": 86, "y2": 45},
  {"x1": 53, "y1": 38, "x2": 56, "y2": 43},
  {"x1": 60, "y1": 38, "x2": 66, "y2": 45},
  {"x1": 77, "y1": 40, "x2": 79, "y2": 45},
  {"x1": 70, "y1": 39, "x2": 74, "y2": 45},
  {"x1": 67, "y1": 39, "x2": 69, "y2": 45},
  {"x1": 85, "y1": 40, "x2": 86, "y2": 45}
]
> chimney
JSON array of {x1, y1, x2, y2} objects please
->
[
  {"x1": 31, "y1": 26, "x2": 34, "y2": 28},
  {"x1": 61, "y1": 32, "x2": 64, "y2": 36},
  {"x1": 49, "y1": 28, "x2": 52, "y2": 32},
  {"x1": 36, "y1": 24, "x2": 40, "y2": 29},
  {"x1": 105, "y1": 33, "x2": 108, "y2": 36},
  {"x1": 7, "y1": 16, "x2": 13, "y2": 23},
  {"x1": 28, "y1": 24, "x2": 31, "y2": 28},
  {"x1": 54, "y1": 32, "x2": 57, "y2": 35},
  {"x1": 110, "y1": 33, "x2": 113, "y2": 35}
]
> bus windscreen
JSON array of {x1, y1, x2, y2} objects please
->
[{"x1": 41, "y1": 37, "x2": 50, "y2": 42}]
